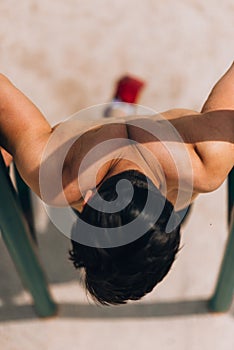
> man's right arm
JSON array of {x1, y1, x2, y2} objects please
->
[
  {"x1": 172, "y1": 110, "x2": 234, "y2": 193},
  {"x1": 201, "y1": 61, "x2": 234, "y2": 113},
  {"x1": 170, "y1": 62, "x2": 234, "y2": 193}
]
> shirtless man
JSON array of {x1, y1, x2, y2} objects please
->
[{"x1": 0, "y1": 63, "x2": 233, "y2": 305}]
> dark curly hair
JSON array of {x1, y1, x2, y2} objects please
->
[{"x1": 69, "y1": 170, "x2": 181, "y2": 305}]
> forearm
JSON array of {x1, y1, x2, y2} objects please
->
[
  {"x1": 0, "y1": 74, "x2": 51, "y2": 155},
  {"x1": 0, "y1": 74, "x2": 53, "y2": 195},
  {"x1": 201, "y1": 62, "x2": 234, "y2": 113}
]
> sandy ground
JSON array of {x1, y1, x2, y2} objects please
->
[{"x1": 0, "y1": 0, "x2": 234, "y2": 349}]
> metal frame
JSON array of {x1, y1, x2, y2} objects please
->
[
  {"x1": 208, "y1": 168, "x2": 234, "y2": 312},
  {"x1": 0, "y1": 153, "x2": 57, "y2": 317}
]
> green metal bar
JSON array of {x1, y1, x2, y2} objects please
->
[
  {"x1": 0, "y1": 154, "x2": 57, "y2": 317},
  {"x1": 228, "y1": 168, "x2": 234, "y2": 224},
  {"x1": 208, "y1": 170, "x2": 234, "y2": 312},
  {"x1": 208, "y1": 219, "x2": 234, "y2": 312},
  {"x1": 14, "y1": 164, "x2": 37, "y2": 244}
]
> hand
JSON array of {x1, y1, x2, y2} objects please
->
[{"x1": 0, "y1": 147, "x2": 13, "y2": 167}]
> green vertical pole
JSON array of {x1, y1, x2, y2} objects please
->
[
  {"x1": 208, "y1": 170, "x2": 234, "y2": 312},
  {"x1": 14, "y1": 164, "x2": 37, "y2": 243},
  {"x1": 0, "y1": 154, "x2": 57, "y2": 317},
  {"x1": 228, "y1": 168, "x2": 234, "y2": 224},
  {"x1": 208, "y1": 220, "x2": 234, "y2": 312}
]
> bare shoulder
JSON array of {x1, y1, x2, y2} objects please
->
[{"x1": 62, "y1": 122, "x2": 129, "y2": 206}]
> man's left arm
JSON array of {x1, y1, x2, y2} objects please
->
[{"x1": 0, "y1": 74, "x2": 52, "y2": 195}]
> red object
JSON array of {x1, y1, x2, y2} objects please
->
[{"x1": 114, "y1": 75, "x2": 145, "y2": 103}]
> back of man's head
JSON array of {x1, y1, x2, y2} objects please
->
[{"x1": 70, "y1": 170, "x2": 181, "y2": 305}]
